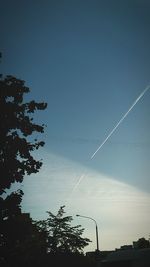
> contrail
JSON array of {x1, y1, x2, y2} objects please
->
[
  {"x1": 68, "y1": 84, "x2": 150, "y2": 199},
  {"x1": 65, "y1": 173, "x2": 86, "y2": 205},
  {"x1": 72, "y1": 173, "x2": 86, "y2": 192},
  {"x1": 91, "y1": 84, "x2": 150, "y2": 159}
]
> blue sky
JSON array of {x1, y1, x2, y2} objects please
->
[{"x1": 1, "y1": 0, "x2": 150, "y2": 251}]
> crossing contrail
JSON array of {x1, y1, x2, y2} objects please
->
[
  {"x1": 91, "y1": 84, "x2": 150, "y2": 159},
  {"x1": 65, "y1": 173, "x2": 86, "y2": 204},
  {"x1": 71, "y1": 173, "x2": 85, "y2": 194}
]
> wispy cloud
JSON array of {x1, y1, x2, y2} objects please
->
[{"x1": 22, "y1": 151, "x2": 150, "y2": 251}]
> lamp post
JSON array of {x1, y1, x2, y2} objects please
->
[{"x1": 76, "y1": 214, "x2": 99, "y2": 251}]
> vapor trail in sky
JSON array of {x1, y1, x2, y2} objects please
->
[
  {"x1": 91, "y1": 84, "x2": 150, "y2": 159},
  {"x1": 65, "y1": 173, "x2": 86, "y2": 205},
  {"x1": 68, "y1": 84, "x2": 150, "y2": 199}
]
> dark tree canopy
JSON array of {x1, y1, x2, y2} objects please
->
[
  {"x1": 0, "y1": 190, "x2": 47, "y2": 266},
  {"x1": 0, "y1": 75, "x2": 47, "y2": 193},
  {"x1": 133, "y1": 237, "x2": 150, "y2": 249},
  {"x1": 36, "y1": 206, "x2": 91, "y2": 254}
]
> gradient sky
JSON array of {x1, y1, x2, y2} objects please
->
[{"x1": 1, "y1": 0, "x2": 150, "y2": 252}]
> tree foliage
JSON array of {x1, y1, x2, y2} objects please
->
[
  {"x1": 0, "y1": 73, "x2": 47, "y2": 265},
  {"x1": 36, "y1": 206, "x2": 91, "y2": 254},
  {"x1": 133, "y1": 237, "x2": 150, "y2": 249},
  {"x1": 0, "y1": 75, "x2": 47, "y2": 193},
  {"x1": 0, "y1": 190, "x2": 47, "y2": 266}
]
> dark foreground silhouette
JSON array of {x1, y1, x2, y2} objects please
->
[{"x1": 1, "y1": 252, "x2": 97, "y2": 267}]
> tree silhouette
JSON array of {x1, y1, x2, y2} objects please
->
[
  {"x1": 133, "y1": 237, "x2": 150, "y2": 249},
  {"x1": 36, "y1": 205, "x2": 91, "y2": 254},
  {"x1": 0, "y1": 190, "x2": 47, "y2": 266},
  {"x1": 0, "y1": 75, "x2": 47, "y2": 194},
  {"x1": 0, "y1": 72, "x2": 47, "y2": 266}
]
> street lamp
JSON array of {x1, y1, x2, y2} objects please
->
[{"x1": 76, "y1": 214, "x2": 99, "y2": 251}]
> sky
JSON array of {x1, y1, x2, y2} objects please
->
[{"x1": 1, "y1": 0, "x2": 150, "y2": 252}]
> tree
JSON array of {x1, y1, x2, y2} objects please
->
[
  {"x1": 36, "y1": 206, "x2": 91, "y2": 254},
  {"x1": 0, "y1": 73, "x2": 47, "y2": 266},
  {"x1": 133, "y1": 237, "x2": 150, "y2": 249},
  {"x1": 0, "y1": 75, "x2": 47, "y2": 194},
  {"x1": 0, "y1": 190, "x2": 47, "y2": 266}
]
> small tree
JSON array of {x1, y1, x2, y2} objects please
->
[
  {"x1": 133, "y1": 237, "x2": 150, "y2": 249},
  {"x1": 36, "y1": 206, "x2": 91, "y2": 254},
  {"x1": 0, "y1": 75, "x2": 47, "y2": 194}
]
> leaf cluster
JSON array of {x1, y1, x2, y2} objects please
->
[
  {"x1": 0, "y1": 76, "x2": 47, "y2": 193},
  {"x1": 35, "y1": 206, "x2": 91, "y2": 254},
  {"x1": 0, "y1": 190, "x2": 47, "y2": 266}
]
